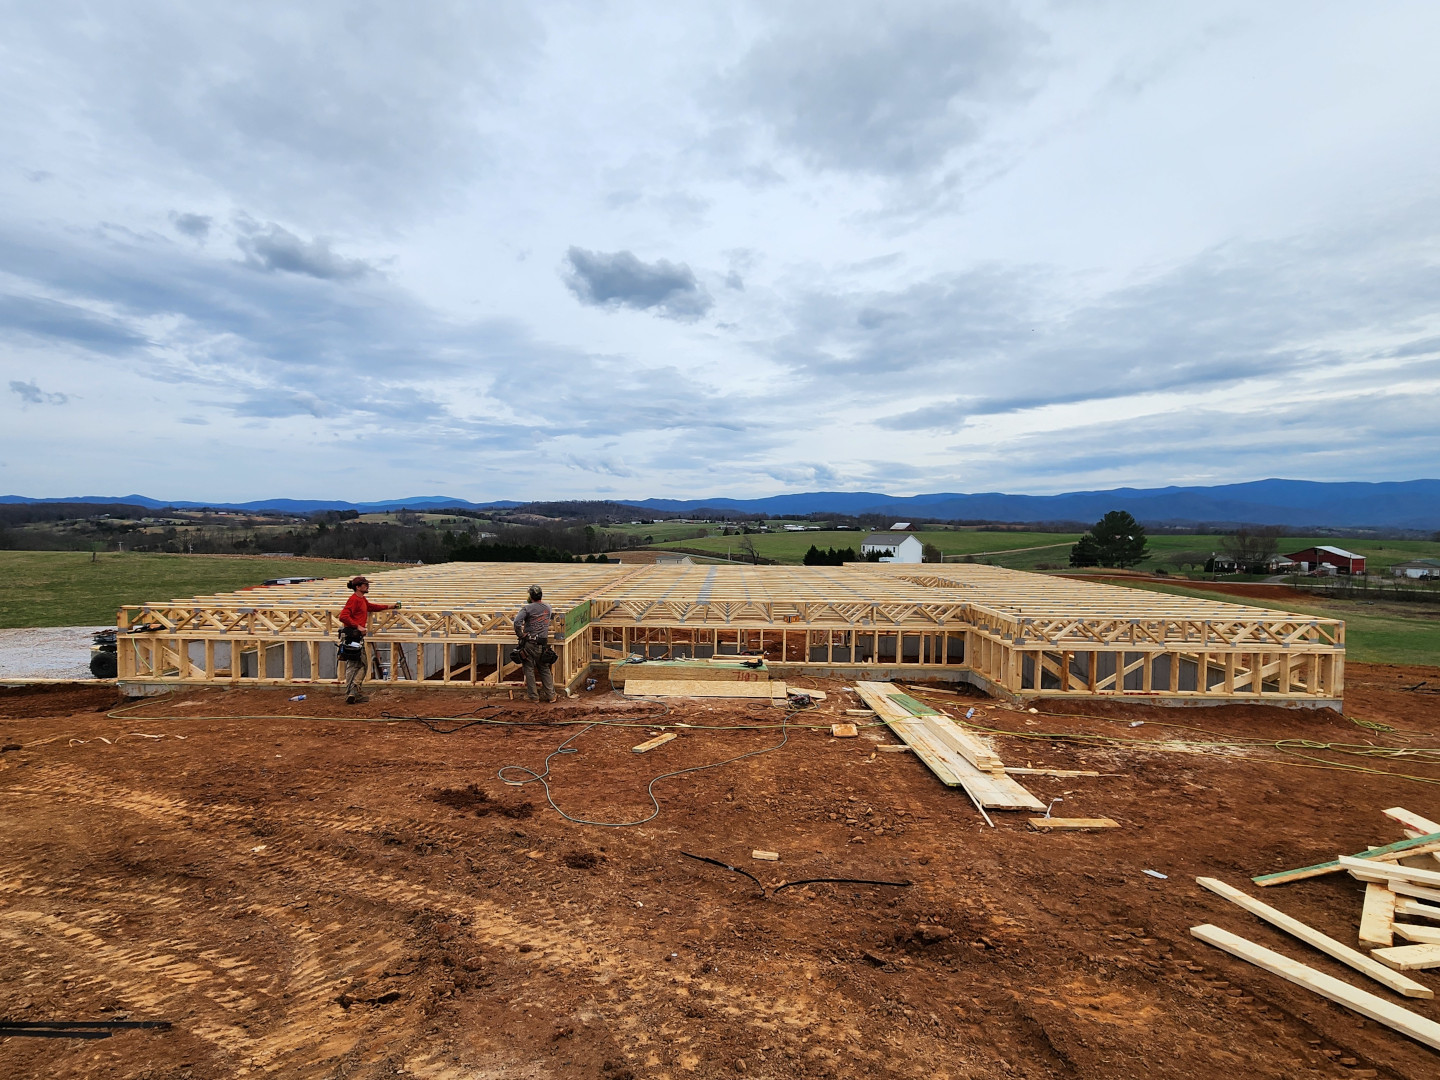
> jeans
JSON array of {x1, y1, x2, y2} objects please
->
[{"x1": 520, "y1": 638, "x2": 555, "y2": 702}]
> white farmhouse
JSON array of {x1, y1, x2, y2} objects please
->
[{"x1": 861, "y1": 531, "x2": 924, "y2": 563}]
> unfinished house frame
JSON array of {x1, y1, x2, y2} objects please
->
[{"x1": 116, "y1": 562, "x2": 1345, "y2": 707}]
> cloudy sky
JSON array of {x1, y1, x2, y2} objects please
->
[{"x1": 3, "y1": 1, "x2": 1438, "y2": 503}]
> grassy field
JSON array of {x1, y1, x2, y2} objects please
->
[
  {"x1": 653, "y1": 529, "x2": 1081, "y2": 564},
  {"x1": 1104, "y1": 579, "x2": 1440, "y2": 667},
  {"x1": 0, "y1": 551, "x2": 374, "y2": 628},
  {"x1": 649, "y1": 528, "x2": 1440, "y2": 573}
]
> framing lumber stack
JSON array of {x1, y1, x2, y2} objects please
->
[{"x1": 115, "y1": 562, "x2": 1344, "y2": 706}]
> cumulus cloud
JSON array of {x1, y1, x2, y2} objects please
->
[
  {"x1": 9, "y1": 380, "x2": 68, "y2": 405},
  {"x1": 563, "y1": 247, "x2": 713, "y2": 320},
  {"x1": 238, "y1": 221, "x2": 373, "y2": 280},
  {"x1": 728, "y1": 1, "x2": 1043, "y2": 175}
]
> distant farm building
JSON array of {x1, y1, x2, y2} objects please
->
[
  {"x1": 1391, "y1": 559, "x2": 1440, "y2": 579},
  {"x1": 862, "y1": 532, "x2": 924, "y2": 563},
  {"x1": 1286, "y1": 546, "x2": 1365, "y2": 575}
]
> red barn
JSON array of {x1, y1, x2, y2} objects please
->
[{"x1": 1286, "y1": 545, "x2": 1365, "y2": 575}]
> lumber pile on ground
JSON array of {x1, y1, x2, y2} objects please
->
[
  {"x1": 609, "y1": 657, "x2": 770, "y2": 689},
  {"x1": 1190, "y1": 807, "x2": 1440, "y2": 1058},
  {"x1": 853, "y1": 681, "x2": 1042, "y2": 812}
]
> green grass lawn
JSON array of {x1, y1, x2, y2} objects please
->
[
  {"x1": 0, "y1": 551, "x2": 375, "y2": 628},
  {"x1": 1102, "y1": 579, "x2": 1440, "y2": 667}
]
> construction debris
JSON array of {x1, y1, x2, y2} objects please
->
[
  {"x1": 751, "y1": 850, "x2": 780, "y2": 862},
  {"x1": 1191, "y1": 924, "x2": 1440, "y2": 1054},
  {"x1": 631, "y1": 732, "x2": 678, "y2": 754},
  {"x1": 1373, "y1": 944, "x2": 1440, "y2": 972},
  {"x1": 1252, "y1": 830, "x2": 1440, "y2": 886},
  {"x1": 830, "y1": 723, "x2": 858, "y2": 738},
  {"x1": 1196, "y1": 876, "x2": 1432, "y2": 998},
  {"x1": 1028, "y1": 817, "x2": 1119, "y2": 831}
]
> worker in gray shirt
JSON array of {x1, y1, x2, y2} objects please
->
[{"x1": 513, "y1": 584, "x2": 555, "y2": 702}]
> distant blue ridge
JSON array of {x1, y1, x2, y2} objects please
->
[{"x1": 3, "y1": 478, "x2": 1439, "y2": 529}]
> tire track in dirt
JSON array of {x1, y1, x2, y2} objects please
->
[{"x1": 2, "y1": 761, "x2": 848, "y2": 1077}]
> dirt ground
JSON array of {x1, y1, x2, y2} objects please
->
[{"x1": 4, "y1": 666, "x2": 1440, "y2": 1079}]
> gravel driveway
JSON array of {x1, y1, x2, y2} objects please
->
[{"x1": 0, "y1": 626, "x2": 112, "y2": 680}]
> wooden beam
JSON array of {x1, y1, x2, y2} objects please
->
[
  {"x1": 1196, "y1": 877, "x2": 1431, "y2": 998},
  {"x1": 1371, "y1": 944, "x2": 1440, "y2": 972},
  {"x1": 1253, "y1": 832, "x2": 1440, "y2": 887},
  {"x1": 1028, "y1": 817, "x2": 1119, "y2": 831},
  {"x1": 1394, "y1": 924, "x2": 1440, "y2": 946},
  {"x1": 1191, "y1": 923, "x2": 1440, "y2": 1053},
  {"x1": 1340, "y1": 854, "x2": 1440, "y2": 889},
  {"x1": 631, "y1": 732, "x2": 678, "y2": 754},
  {"x1": 1360, "y1": 883, "x2": 1397, "y2": 948}
]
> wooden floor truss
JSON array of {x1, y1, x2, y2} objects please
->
[{"x1": 116, "y1": 562, "x2": 1344, "y2": 706}]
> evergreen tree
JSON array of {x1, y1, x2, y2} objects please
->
[{"x1": 1092, "y1": 510, "x2": 1147, "y2": 567}]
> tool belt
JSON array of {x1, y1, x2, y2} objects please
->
[
  {"x1": 511, "y1": 636, "x2": 557, "y2": 666},
  {"x1": 338, "y1": 627, "x2": 365, "y2": 660}
]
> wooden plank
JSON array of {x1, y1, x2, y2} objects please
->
[
  {"x1": 830, "y1": 724, "x2": 858, "y2": 738},
  {"x1": 1196, "y1": 877, "x2": 1432, "y2": 999},
  {"x1": 1385, "y1": 807, "x2": 1440, "y2": 834},
  {"x1": 887, "y1": 692, "x2": 940, "y2": 716},
  {"x1": 751, "y1": 850, "x2": 779, "y2": 861},
  {"x1": 883, "y1": 715, "x2": 1042, "y2": 810},
  {"x1": 1340, "y1": 854, "x2": 1440, "y2": 889},
  {"x1": 855, "y1": 682, "x2": 1006, "y2": 774},
  {"x1": 631, "y1": 732, "x2": 677, "y2": 754},
  {"x1": 1005, "y1": 768, "x2": 1105, "y2": 777},
  {"x1": 1393, "y1": 880, "x2": 1440, "y2": 905},
  {"x1": 1360, "y1": 884, "x2": 1397, "y2": 948},
  {"x1": 1396, "y1": 897, "x2": 1440, "y2": 922},
  {"x1": 1252, "y1": 831, "x2": 1440, "y2": 886},
  {"x1": 1028, "y1": 817, "x2": 1119, "y2": 831},
  {"x1": 622, "y1": 680, "x2": 785, "y2": 699},
  {"x1": 1394, "y1": 924, "x2": 1440, "y2": 946},
  {"x1": 1190, "y1": 923, "x2": 1440, "y2": 1053},
  {"x1": 1373, "y1": 944, "x2": 1440, "y2": 972}
]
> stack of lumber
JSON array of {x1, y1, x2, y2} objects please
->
[
  {"x1": 853, "y1": 681, "x2": 1042, "y2": 811},
  {"x1": 1188, "y1": 807, "x2": 1440, "y2": 1057},
  {"x1": 619, "y1": 657, "x2": 786, "y2": 700}
]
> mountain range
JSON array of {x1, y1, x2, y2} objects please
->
[{"x1": 4, "y1": 479, "x2": 1439, "y2": 530}]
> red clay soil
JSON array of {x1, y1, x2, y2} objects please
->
[{"x1": 4, "y1": 666, "x2": 1440, "y2": 1079}]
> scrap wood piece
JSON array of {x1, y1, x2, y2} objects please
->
[
  {"x1": 1394, "y1": 924, "x2": 1440, "y2": 946},
  {"x1": 1005, "y1": 767, "x2": 1106, "y2": 778},
  {"x1": 1360, "y1": 884, "x2": 1397, "y2": 948},
  {"x1": 1028, "y1": 817, "x2": 1119, "y2": 831},
  {"x1": 751, "y1": 850, "x2": 780, "y2": 861},
  {"x1": 831, "y1": 723, "x2": 858, "y2": 738},
  {"x1": 1196, "y1": 877, "x2": 1432, "y2": 999},
  {"x1": 1373, "y1": 944, "x2": 1440, "y2": 972},
  {"x1": 1392, "y1": 879, "x2": 1440, "y2": 905},
  {"x1": 1252, "y1": 831, "x2": 1440, "y2": 887},
  {"x1": 1339, "y1": 854, "x2": 1440, "y2": 889},
  {"x1": 1190, "y1": 923, "x2": 1440, "y2": 1054},
  {"x1": 1385, "y1": 807, "x2": 1440, "y2": 834},
  {"x1": 875, "y1": 744, "x2": 912, "y2": 753},
  {"x1": 1397, "y1": 897, "x2": 1440, "y2": 922},
  {"x1": 622, "y1": 679, "x2": 786, "y2": 700},
  {"x1": 631, "y1": 732, "x2": 678, "y2": 754}
]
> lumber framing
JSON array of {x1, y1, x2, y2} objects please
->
[{"x1": 114, "y1": 562, "x2": 1345, "y2": 705}]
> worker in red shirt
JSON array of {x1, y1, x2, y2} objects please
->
[{"x1": 338, "y1": 575, "x2": 400, "y2": 704}]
